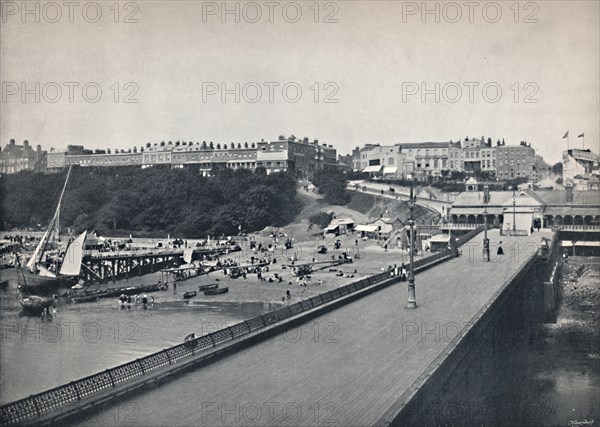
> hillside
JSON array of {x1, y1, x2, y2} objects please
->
[
  {"x1": 280, "y1": 188, "x2": 438, "y2": 243},
  {"x1": 0, "y1": 166, "x2": 300, "y2": 238}
]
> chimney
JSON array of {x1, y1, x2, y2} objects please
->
[{"x1": 565, "y1": 183, "x2": 573, "y2": 203}]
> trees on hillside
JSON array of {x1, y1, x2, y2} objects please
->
[
  {"x1": 314, "y1": 166, "x2": 349, "y2": 205},
  {"x1": 308, "y1": 212, "x2": 334, "y2": 229},
  {"x1": 551, "y1": 162, "x2": 563, "y2": 175},
  {"x1": 0, "y1": 166, "x2": 301, "y2": 237}
]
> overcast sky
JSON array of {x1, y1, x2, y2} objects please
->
[{"x1": 1, "y1": 0, "x2": 598, "y2": 164}]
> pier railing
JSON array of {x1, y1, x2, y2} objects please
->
[
  {"x1": 375, "y1": 229, "x2": 543, "y2": 427},
  {"x1": 0, "y1": 228, "x2": 482, "y2": 426}
]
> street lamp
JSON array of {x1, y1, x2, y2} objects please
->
[
  {"x1": 406, "y1": 180, "x2": 417, "y2": 309},
  {"x1": 483, "y1": 184, "x2": 490, "y2": 261},
  {"x1": 512, "y1": 186, "x2": 517, "y2": 235}
]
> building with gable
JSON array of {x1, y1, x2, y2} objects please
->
[{"x1": 0, "y1": 139, "x2": 47, "y2": 174}]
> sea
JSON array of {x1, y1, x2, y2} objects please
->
[{"x1": 1, "y1": 257, "x2": 598, "y2": 426}]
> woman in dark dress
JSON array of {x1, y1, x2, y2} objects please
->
[{"x1": 497, "y1": 241, "x2": 504, "y2": 255}]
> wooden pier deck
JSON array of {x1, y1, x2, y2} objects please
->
[{"x1": 78, "y1": 229, "x2": 553, "y2": 427}]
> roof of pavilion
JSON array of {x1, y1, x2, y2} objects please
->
[
  {"x1": 451, "y1": 191, "x2": 511, "y2": 207},
  {"x1": 534, "y1": 190, "x2": 600, "y2": 206}
]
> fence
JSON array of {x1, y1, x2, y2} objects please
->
[
  {"x1": 374, "y1": 227, "x2": 540, "y2": 427},
  {"x1": 0, "y1": 228, "x2": 482, "y2": 426}
]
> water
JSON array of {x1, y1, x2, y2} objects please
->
[
  {"x1": 0, "y1": 269, "x2": 280, "y2": 404},
  {"x1": 484, "y1": 257, "x2": 599, "y2": 426},
  {"x1": 1, "y1": 258, "x2": 598, "y2": 426},
  {"x1": 421, "y1": 256, "x2": 600, "y2": 426}
]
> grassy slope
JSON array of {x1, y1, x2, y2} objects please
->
[{"x1": 280, "y1": 188, "x2": 438, "y2": 243}]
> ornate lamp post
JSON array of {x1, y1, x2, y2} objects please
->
[
  {"x1": 483, "y1": 184, "x2": 490, "y2": 261},
  {"x1": 406, "y1": 180, "x2": 417, "y2": 309},
  {"x1": 512, "y1": 186, "x2": 517, "y2": 235}
]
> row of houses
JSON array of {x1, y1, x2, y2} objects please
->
[
  {"x1": 1, "y1": 136, "x2": 337, "y2": 179},
  {"x1": 342, "y1": 138, "x2": 551, "y2": 182}
]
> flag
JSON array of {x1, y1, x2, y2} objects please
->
[
  {"x1": 578, "y1": 133, "x2": 584, "y2": 138},
  {"x1": 562, "y1": 131, "x2": 569, "y2": 139}
]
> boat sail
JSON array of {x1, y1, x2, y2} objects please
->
[
  {"x1": 18, "y1": 166, "x2": 82, "y2": 295},
  {"x1": 59, "y1": 231, "x2": 87, "y2": 276}
]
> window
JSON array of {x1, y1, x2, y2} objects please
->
[{"x1": 388, "y1": 157, "x2": 394, "y2": 165}]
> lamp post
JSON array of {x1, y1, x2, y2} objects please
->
[
  {"x1": 406, "y1": 180, "x2": 417, "y2": 309},
  {"x1": 483, "y1": 184, "x2": 490, "y2": 261},
  {"x1": 512, "y1": 186, "x2": 517, "y2": 235}
]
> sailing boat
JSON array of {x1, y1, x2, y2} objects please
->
[{"x1": 17, "y1": 167, "x2": 87, "y2": 296}]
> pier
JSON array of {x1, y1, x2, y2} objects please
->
[
  {"x1": 0, "y1": 228, "x2": 558, "y2": 426},
  {"x1": 79, "y1": 246, "x2": 239, "y2": 283}
]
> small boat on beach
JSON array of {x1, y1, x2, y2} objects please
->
[
  {"x1": 183, "y1": 291, "x2": 197, "y2": 299},
  {"x1": 71, "y1": 295, "x2": 99, "y2": 303},
  {"x1": 204, "y1": 287, "x2": 229, "y2": 295},
  {"x1": 20, "y1": 295, "x2": 55, "y2": 315},
  {"x1": 70, "y1": 282, "x2": 168, "y2": 303},
  {"x1": 198, "y1": 283, "x2": 219, "y2": 291}
]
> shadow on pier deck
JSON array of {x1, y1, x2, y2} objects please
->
[{"x1": 1, "y1": 228, "x2": 558, "y2": 426}]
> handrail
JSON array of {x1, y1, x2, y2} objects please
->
[
  {"x1": 374, "y1": 236, "x2": 540, "y2": 427},
  {"x1": 0, "y1": 235, "x2": 476, "y2": 426}
]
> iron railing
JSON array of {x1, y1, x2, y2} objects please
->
[{"x1": 0, "y1": 229, "x2": 482, "y2": 426}]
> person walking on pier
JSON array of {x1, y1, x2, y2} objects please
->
[
  {"x1": 400, "y1": 263, "x2": 407, "y2": 281},
  {"x1": 497, "y1": 242, "x2": 504, "y2": 255}
]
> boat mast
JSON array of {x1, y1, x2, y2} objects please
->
[
  {"x1": 56, "y1": 203, "x2": 60, "y2": 242},
  {"x1": 37, "y1": 166, "x2": 73, "y2": 265}
]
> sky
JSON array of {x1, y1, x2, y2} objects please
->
[{"x1": 1, "y1": 0, "x2": 599, "y2": 164}]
